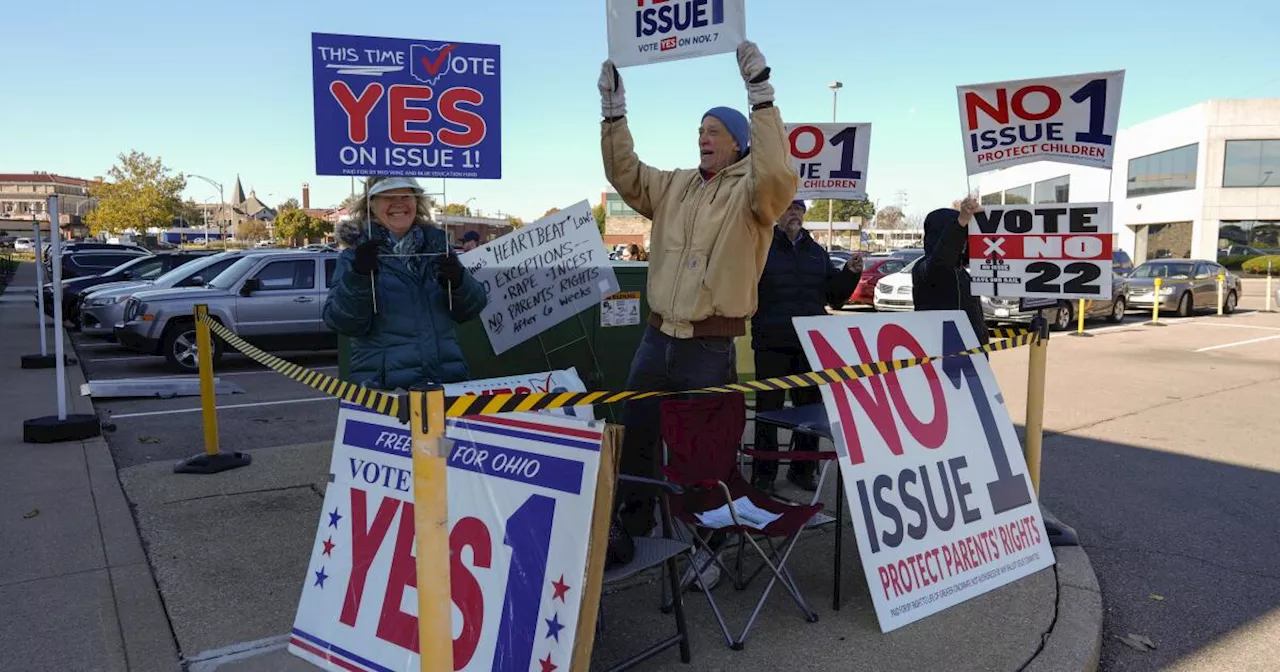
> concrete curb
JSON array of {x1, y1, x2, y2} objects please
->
[{"x1": 1023, "y1": 544, "x2": 1104, "y2": 672}]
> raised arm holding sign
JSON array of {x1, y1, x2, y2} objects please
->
[{"x1": 598, "y1": 40, "x2": 799, "y2": 540}]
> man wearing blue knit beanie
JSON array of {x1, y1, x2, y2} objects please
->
[{"x1": 598, "y1": 41, "x2": 799, "y2": 566}]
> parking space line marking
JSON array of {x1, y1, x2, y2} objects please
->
[
  {"x1": 88, "y1": 355, "x2": 158, "y2": 362},
  {"x1": 95, "y1": 365, "x2": 341, "y2": 381},
  {"x1": 1187, "y1": 322, "x2": 1280, "y2": 332},
  {"x1": 1193, "y1": 334, "x2": 1280, "y2": 353},
  {"x1": 108, "y1": 397, "x2": 336, "y2": 419}
]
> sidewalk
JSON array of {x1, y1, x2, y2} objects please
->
[{"x1": 0, "y1": 263, "x2": 180, "y2": 672}]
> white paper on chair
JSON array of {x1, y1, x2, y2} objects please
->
[{"x1": 694, "y1": 497, "x2": 782, "y2": 530}]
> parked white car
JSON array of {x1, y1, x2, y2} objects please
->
[
  {"x1": 14, "y1": 237, "x2": 34, "y2": 252},
  {"x1": 873, "y1": 258, "x2": 919, "y2": 312}
]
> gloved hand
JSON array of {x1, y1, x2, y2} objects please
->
[
  {"x1": 352, "y1": 240, "x2": 380, "y2": 275},
  {"x1": 437, "y1": 252, "x2": 463, "y2": 286},
  {"x1": 598, "y1": 60, "x2": 627, "y2": 118},
  {"x1": 954, "y1": 194, "x2": 983, "y2": 227},
  {"x1": 737, "y1": 41, "x2": 774, "y2": 107}
]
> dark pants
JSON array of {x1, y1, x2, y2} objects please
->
[
  {"x1": 617, "y1": 325, "x2": 736, "y2": 535},
  {"x1": 752, "y1": 349, "x2": 821, "y2": 480}
]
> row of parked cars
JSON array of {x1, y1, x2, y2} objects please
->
[
  {"x1": 39, "y1": 244, "x2": 343, "y2": 373},
  {"x1": 852, "y1": 247, "x2": 1244, "y2": 329}
]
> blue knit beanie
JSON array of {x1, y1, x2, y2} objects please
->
[{"x1": 703, "y1": 106, "x2": 749, "y2": 159}]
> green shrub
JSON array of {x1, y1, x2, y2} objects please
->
[
  {"x1": 1219, "y1": 254, "x2": 1260, "y2": 270},
  {"x1": 1241, "y1": 255, "x2": 1280, "y2": 275}
]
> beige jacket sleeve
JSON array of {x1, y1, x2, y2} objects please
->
[
  {"x1": 746, "y1": 106, "x2": 800, "y2": 229},
  {"x1": 601, "y1": 118, "x2": 678, "y2": 221}
]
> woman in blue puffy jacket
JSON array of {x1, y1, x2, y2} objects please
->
[{"x1": 324, "y1": 177, "x2": 488, "y2": 390}]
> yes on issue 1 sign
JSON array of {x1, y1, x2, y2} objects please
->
[
  {"x1": 795, "y1": 312, "x2": 1054, "y2": 632},
  {"x1": 311, "y1": 33, "x2": 501, "y2": 179},
  {"x1": 459, "y1": 201, "x2": 620, "y2": 355},
  {"x1": 957, "y1": 70, "x2": 1124, "y2": 175},
  {"x1": 606, "y1": 0, "x2": 746, "y2": 68},
  {"x1": 968, "y1": 203, "x2": 1114, "y2": 301},
  {"x1": 786, "y1": 123, "x2": 872, "y2": 201},
  {"x1": 289, "y1": 372, "x2": 604, "y2": 672}
]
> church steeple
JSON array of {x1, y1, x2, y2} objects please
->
[{"x1": 231, "y1": 175, "x2": 246, "y2": 205}]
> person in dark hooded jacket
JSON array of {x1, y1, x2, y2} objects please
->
[
  {"x1": 912, "y1": 195, "x2": 987, "y2": 345},
  {"x1": 324, "y1": 176, "x2": 487, "y2": 390}
]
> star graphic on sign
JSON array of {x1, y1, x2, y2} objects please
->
[
  {"x1": 328, "y1": 508, "x2": 342, "y2": 528},
  {"x1": 314, "y1": 566, "x2": 330, "y2": 588},
  {"x1": 551, "y1": 575, "x2": 571, "y2": 603},
  {"x1": 538, "y1": 653, "x2": 557, "y2": 672},
  {"x1": 322, "y1": 537, "x2": 335, "y2": 556},
  {"x1": 544, "y1": 613, "x2": 565, "y2": 642}
]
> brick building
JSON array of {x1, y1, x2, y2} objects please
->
[{"x1": 601, "y1": 188, "x2": 650, "y2": 249}]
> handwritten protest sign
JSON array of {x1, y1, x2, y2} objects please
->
[
  {"x1": 289, "y1": 373, "x2": 606, "y2": 672},
  {"x1": 968, "y1": 203, "x2": 1114, "y2": 301},
  {"x1": 311, "y1": 33, "x2": 502, "y2": 179},
  {"x1": 606, "y1": 0, "x2": 746, "y2": 68},
  {"x1": 786, "y1": 123, "x2": 873, "y2": 201},
  {"x1": 795, "y1": 311, "x2": 1054, "y2": 632},
  {"x1": 460, "y1": 201, "x2": 620, "y2": 355},
  {"x1": 957, "y1": 70, "x2": 1124, "y2": 175}
]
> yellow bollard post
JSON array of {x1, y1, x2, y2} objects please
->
[
  {"x1": 1023, "y1": 321, "x2": 1048, "y2": 495},
  {"x1": 1216, "y1": 273, "x2": 1225, "y2": 317},
  {"x1": 1268, "y1": 260, "x2": 1275, "y2": 313},
  {"x1": 1146, "y1": 277, "x2": 1165, "y2": 327},
  {"x1": 411, "y1": 388, "x2": 452, "y2": 672},
  {"x1": 1069, "y1": 298, "x2": 1093, "y2": 338},
  {"x1": 175, "y1": 305, "x2": 251, "y2": 473}
]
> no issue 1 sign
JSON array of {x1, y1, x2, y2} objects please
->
[{"x1": 786, "y1": 123, "x2": 873, "y2": 201}]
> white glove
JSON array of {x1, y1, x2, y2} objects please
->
[
  {"x1": 954, "y1": 194, "x2": 983, "y2": 227},
  {"x1": 737, "y1": 41, "x2": 774, "y2": 107},
  {"x1": 598, "y1": 60, "x2": 627, "y2": 118}
]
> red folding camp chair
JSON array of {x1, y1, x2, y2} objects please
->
[{"x1": 659, "y1": 393, "x2": 823, "y2": 649}]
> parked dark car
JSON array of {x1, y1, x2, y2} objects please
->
[
  {"x1": 39, "y1": 249, "x2": 156, "y2": 321},
  {"x1": 48, "y1": 252, "x2": 216, "y2": 325},
  {"x1": 43, "y1": 241, "x2": 150, "y2": 270}
]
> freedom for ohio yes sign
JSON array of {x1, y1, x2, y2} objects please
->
[
  {"x1": 796, "y1": 312, "x2": 1054, "y2": 633},
  {"x1": 968, "y1": 203, "x2": 1114, "y2": 301},
  {"x1": 957, "y1": 70, "x2": 1124, "y2": 175},
  {"x1": 288, "y1": 373, "x2": 604, "y2": 672},
  {"x1": 312, "y1": 33, "x2": 501, "y2": 179}
]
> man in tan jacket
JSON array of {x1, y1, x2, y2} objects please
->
[{"x1": 599, "y1": 41, "x2": 798, "y2": 548}]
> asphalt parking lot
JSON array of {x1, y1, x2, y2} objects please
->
[{"x1": 71, "y1": 337, "x2": 344, "y2": 469}]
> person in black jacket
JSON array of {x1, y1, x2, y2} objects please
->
[
  {"x1": 912, "y1": 195, "x2": 989, "y2": 346},
  {"x1": 752, "y1": 200, "x2": 863, "y2": 492}
]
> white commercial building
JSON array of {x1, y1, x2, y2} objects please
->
[{"x1": 974, "y1": 99, "x2": 1280, "y2": 263}]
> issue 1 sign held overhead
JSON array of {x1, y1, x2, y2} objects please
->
[
  {"x1": 786, "y1": 123, "x2": 873, "y2": 201},
  {"x1": 606, "y1": 0, "x2": 746, "y2": 68},
  {"x1": 311, "y1": 32, "x2": 502, "y2": 179},
  {"x1": 957, "y1": 70, "x2": 1124, "y2": 175}
]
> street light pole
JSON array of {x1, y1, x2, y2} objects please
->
[
  {"x1": 190, "y1": 174, "x2": 227, "y2": 249},
  {"x1": 827, "y1": 81, "x2": 843, "y2": 250}
]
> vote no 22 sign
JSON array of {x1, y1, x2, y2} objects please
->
[
  {"x1": 289, "y1": 403, "x2": 603, "y2": 672},
  {"x1": 796, "y1": 312, "x2": 1054, "y2": 632},
  {"x1": 786, "y1": 123, "x2": 873, "y2": 201},
  {"x1": 968, "y1": 203, "x2": 1114, "y2": 301}
]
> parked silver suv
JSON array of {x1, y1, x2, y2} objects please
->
[{"x1": 115, "y1": 250, "x2": 341, "y2": 372}]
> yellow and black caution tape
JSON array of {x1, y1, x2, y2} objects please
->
[
  {"x1": 200, "y1": 316, "x2": 401, "y2": 419},
  {"x1": 197, "y1": 313, "x2": 1036, "y2": 420}
]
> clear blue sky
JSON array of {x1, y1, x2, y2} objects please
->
[{"x1": 3, "y1": 0, "x2": 1278, "y2": 220}]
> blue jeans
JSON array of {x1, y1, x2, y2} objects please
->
[{"x1": 617, "y1": 325, "x2": 736, "y2": 534}]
